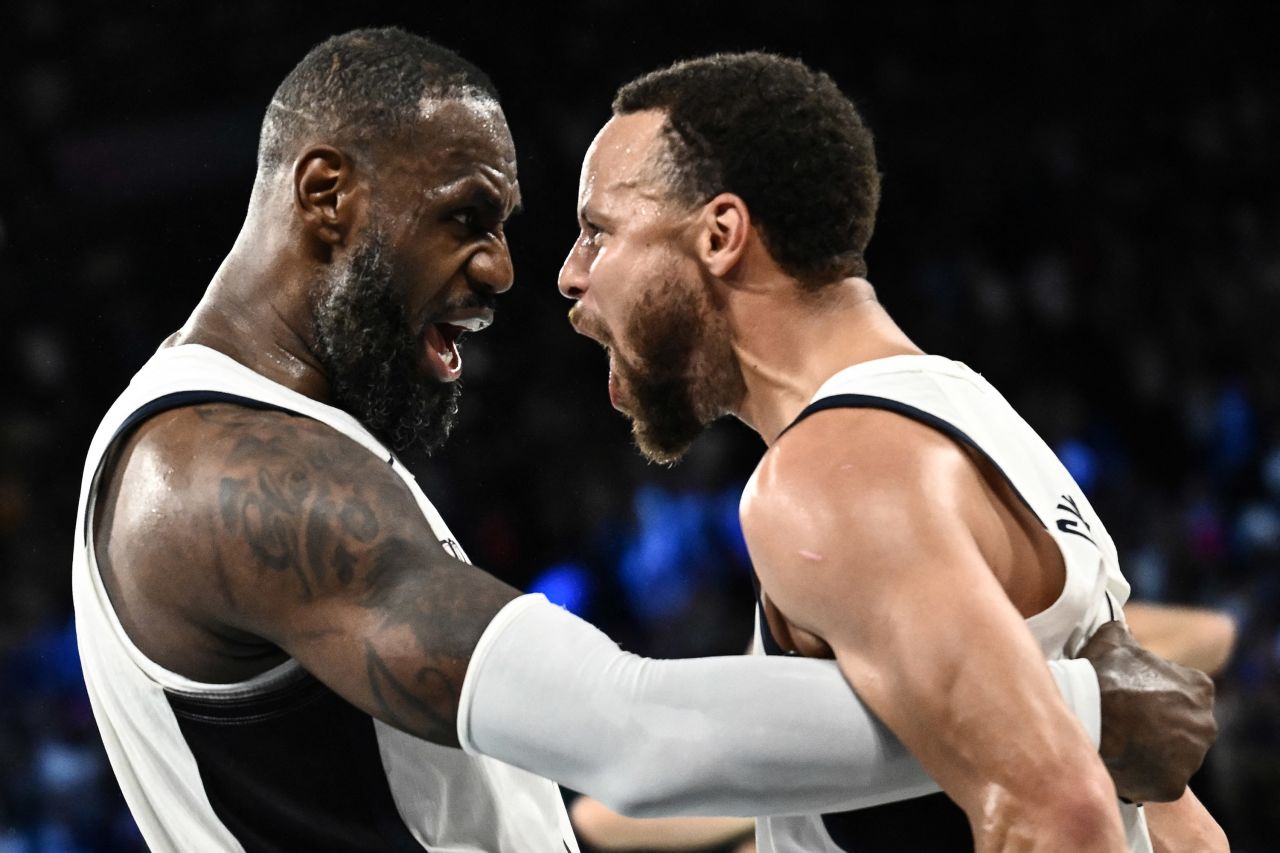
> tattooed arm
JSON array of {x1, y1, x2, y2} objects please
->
[
  {"x1": 96, "y1": 403, "x2": 1215, "y2": 818},
  {"x1": 96, "y1": 403, "x2": 518, "y2": 747}
]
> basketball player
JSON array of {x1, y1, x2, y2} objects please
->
[
  {"x1": 555, "y1": 53, "x2": 1227, "y2": 851},
  {"x1": 73, "y1": 29, "x2": 1217, "y2": 852},
  {"x1": 567, "y1": 600, "x2": 1238, "y2": 852}
]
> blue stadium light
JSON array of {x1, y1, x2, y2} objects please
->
[
  {"x1": 1055, "y1": 438, "x2": 1099, "y2": 495},
  {"x1": 528, "y1": 562, "x2": 593, "y2": 616}
]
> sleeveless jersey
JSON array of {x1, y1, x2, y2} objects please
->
[
  {"x1": 72, "y1": 344, "x2": 579, "y2": 853},
  {"x1": 750, "y1": 354, "x2": 1151, "y2": 853}
]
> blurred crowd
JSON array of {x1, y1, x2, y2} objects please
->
[{"x1": 1, "y1": 1, "x2": 1277, "y2": 850}]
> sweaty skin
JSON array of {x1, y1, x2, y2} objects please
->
[
  {"x1": 92, "y1": 96, "x2": 523, "y2": 748},
  {"x1": 560, "y1": 108, "x2": 1221, "y2": 851},
  {"x1": 94, "y1": 403, "x2": 520, "y2": 745},
  {"x1": 743, "y1": 410, "x2": 1125, "y2": 851}
]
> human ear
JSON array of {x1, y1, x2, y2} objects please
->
[
  {"x1": 699, "y1": 193, "x2": 750, "y2": 277},
  {"x1": 294, "y1": 145, "x2": 361, "y2": 247}
]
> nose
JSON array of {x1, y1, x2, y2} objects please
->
[
  {"x1": 558, "y1": 240, "x2": 588, "y2": 301},
  {"x1": 468, "y1": 238, "x2": 515, "y2": 296}
]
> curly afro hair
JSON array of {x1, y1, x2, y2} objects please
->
[{"x1": 614, "y1": 52, "x2": 880, "y2": 286}]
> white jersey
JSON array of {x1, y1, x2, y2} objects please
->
[
  {"x1": 752, "y1": 354, "x2": 1151, "y2": 853},
  {"x1": 72, "y1": 344, "x2": 579, "y2": 853}
]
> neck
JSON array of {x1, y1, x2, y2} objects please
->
[
  {"x1": 172, "y1": 193, "x2": 332, "y2": 401},
  {"x1": 729, "y1": 277, "x2": 923, "y2": 444}
]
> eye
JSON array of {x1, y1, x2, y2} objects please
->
[
  {"x1": 451, "y1": 208, "x2": 501, "y2": 239},
  {"x1": 581, "y1": 220, "x2": 604, "y2": 246},
  {"x1": 451, "y1": 208, "x2": 480, "y2": 229}
]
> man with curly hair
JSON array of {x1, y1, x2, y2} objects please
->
[{"x1": 559, "y1": 51, "x2": 1227, "y2": 852}]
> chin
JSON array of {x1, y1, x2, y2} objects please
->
[{"x1": 630, "y1": 417, "x2": 703, "y2": 466}]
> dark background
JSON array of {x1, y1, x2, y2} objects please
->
[{"x1": 2, "y1": 1, "x2": 1278, "y2": 850}]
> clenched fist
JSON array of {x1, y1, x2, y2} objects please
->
[{"x1": 1078, "y1": 621, "x2": 1218, "y2": 803}]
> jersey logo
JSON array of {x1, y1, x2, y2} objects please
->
[
  {"x1": 1055, "y1": 494, "x2": 1097, "y2": 546},
  {"x1": 440, "y1": 538, "x2": 465, "y2": 560}
]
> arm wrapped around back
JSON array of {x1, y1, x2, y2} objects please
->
[{"x1": 457, "y1": 594, "x2": 1100, "y2": 818}]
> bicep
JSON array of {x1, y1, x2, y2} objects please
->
[
  {"x1": 200, "y1": 415, "x2": 519, "y2": 745},
  {"x1": 750, "y1": 504, "x2": 1060, "y2": 792},
  {"x1": 742, "y1": 426, "x2": 1107, "y2": 814},
  {"x1": 269, "y1": 542, "x2": 518, "y2": 747}
]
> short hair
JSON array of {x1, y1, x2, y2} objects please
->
[
  {"x1": 257, "y1": 27, "x2": 499, "y2": 174},
  {"x1": 614, "y1": 52, "x2": 880, "y2": 284}
]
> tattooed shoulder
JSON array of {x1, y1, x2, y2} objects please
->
[
  {"x1": 190, "y1": 406, "x2": 420, "y2": 604},
  {"x1": 107, "y1": 402, "x2": 522, "y2": 744}
]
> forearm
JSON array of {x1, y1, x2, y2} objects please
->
[
  {"x1": 570, "y1": 797, "x2": 753, "y2": 850},
  {"x1": 978, "y1": 776, "x2": 1126, "y2": 853},
  {"x1": 1123, "y1": 602, "x2": 1237, "y2": 675},
  {"x1": 823, "y1": 620, "x2": 1125, "y2": 850},
  {"x1": 923, "y1": 672, "x2": 1125, "y2": 852},
  {"x1": 1145, "y1": 788, "x2": 1228, "y2": 853},
  {"x1": 457, "y1": 595, "x2": 1102, "y2": 818},
  {"x1": 842, "y1": 634, "x2": 1125, "y2": 851}
]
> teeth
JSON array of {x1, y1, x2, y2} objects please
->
[{"x1": 443, "y1": 316, "x2": 490, "y2": 332}]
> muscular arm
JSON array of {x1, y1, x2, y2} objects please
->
[
  {"x1": 742, "y1": 410, "x2": 1127, "y2": 851},
  {"x1": 99, "y1": 404, "x2": 1206, "y2": 822},
  {"x1": 101, "y1": 404, "x2": 519, "y2": 746}
]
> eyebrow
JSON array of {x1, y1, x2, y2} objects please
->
[
  {"x1": 484, "y1": 185, "x2": 523, "y2": 219},
  {"x1": 439, "y1": 177, "x2": 523, "y2": 219},
  {"x1": 577, "y1": 203, "x2": 606, "y2": 226}
]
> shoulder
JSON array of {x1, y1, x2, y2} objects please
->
[
  {"x1": 739, "y1": 404, "x2": 1005, "y2": 619},
  {"x1": 739, "y1": 405, "x2": 1025, "y2": 645},
  {"x1": 743, "y1": 405, "x2": 979, "y2": 539},
  {"x1": 126, "y1": 402, "x2": 409, "y2": 510},
  {"x1": 99, "y1": 402, "x2": 429, "y2": 623}
]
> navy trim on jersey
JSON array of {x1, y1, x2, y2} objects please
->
[
  {"x1": 107, "y1": 390, "x2": 423, "y2": 851},
  {"x1": 167, "y1": 673, "x2": 427, "y2": 853},
  {"x1": 88, "y1": 390, "x2": 393, "y2": 560},
  {"x1": 110, "y1": 390, "x2": 394, "y2": 465},
  {"x1": 762, "y1": 392, "x2": 1025, "y2": 850},
  {"x1": 754, "y1": 603, "x2": 797, "y2": 657},
  {"x1": 113, "y1": 390, "x2": 293, "y2": 438},
  {"x1": 781, "y1": 393, "x2": 1044, "y2": 527}
]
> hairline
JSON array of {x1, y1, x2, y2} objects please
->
[{"x1": 257, "y1": 89, "x2": 506, "y2": 181}]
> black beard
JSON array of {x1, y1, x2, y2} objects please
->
[
  {"x1": 312, "y1": 234, "x2": 460, "y2": 455},
  {"x1": 623, "y1": 278, "x2": 743, "y2": 465}
]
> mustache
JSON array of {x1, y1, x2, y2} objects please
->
[{"x1": 568, "y1": 304, "x2": 612, "y2": 347}]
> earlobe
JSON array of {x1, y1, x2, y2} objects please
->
[
  {"x1": 294, "y1": 145, "x2": 356, "y2": 247},
  {"x1": 702, "y1": 193, "x2": 750, "y2": 278}
]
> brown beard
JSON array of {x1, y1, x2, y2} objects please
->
[{"x1": 617, "y1": 274, "x2": 745, "y2": 464}]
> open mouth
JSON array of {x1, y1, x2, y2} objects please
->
[
  {"x1": 567, "y1": 307, "x2": 627, "y2": 410},
  {"x1": 422, "y1": 313, "x2": 492, "y2": 383}
]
